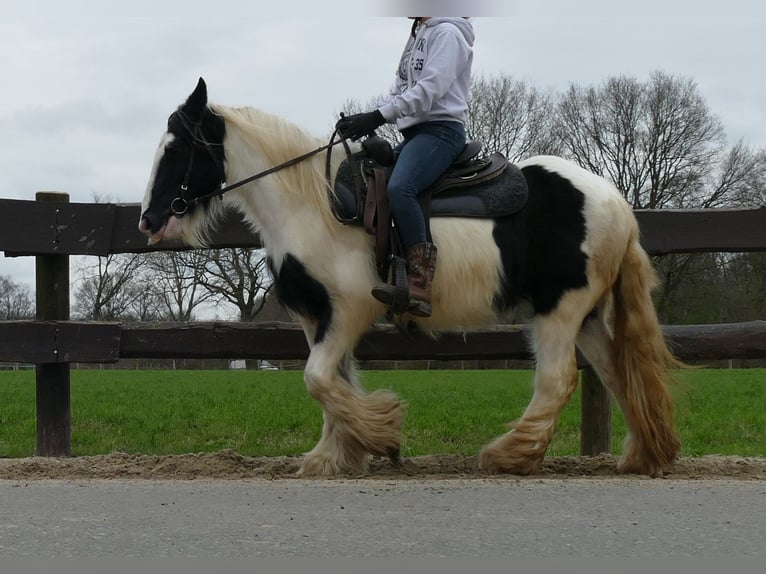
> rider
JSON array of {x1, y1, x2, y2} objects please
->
[{"x1": 336, "y1": 17, "x2": 475, "y2": 318}]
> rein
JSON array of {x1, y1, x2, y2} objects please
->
[{"x1": 170, "y1": 109, "x2": 354, "y2": 217}]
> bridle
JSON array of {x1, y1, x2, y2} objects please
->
[{"x1": 169, "y1": 108, "x2": 356, "y2": 217}]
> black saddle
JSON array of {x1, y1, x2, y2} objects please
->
[{"x1": 332, "y1": 138, "x2": 528, "y2": 222}]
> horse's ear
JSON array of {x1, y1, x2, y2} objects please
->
[{"x1": 182, "y1": 77, "x2": 208, "y2": 121}]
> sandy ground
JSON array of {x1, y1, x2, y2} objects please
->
[{"x1": 1, "y1": 450, "x2": 764, "y2": 480}]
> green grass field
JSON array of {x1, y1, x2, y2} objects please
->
[{"x1": 0, "y1": 369, "x2": 763, "y2": 458}]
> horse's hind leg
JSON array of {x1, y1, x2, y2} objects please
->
[
  {"x1": 298, "y1": 325, "x2": 403, "y2": 477},
  {"x1": 575, "y1": 309, "x2": 630, "y2": 430},
  {"x1": 479, "y1": 307, "x2": 582, "y2": 475}
]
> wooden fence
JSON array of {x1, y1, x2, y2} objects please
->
[{"x1": 1, "y1": 193, "x2": 765, "y2": 458}]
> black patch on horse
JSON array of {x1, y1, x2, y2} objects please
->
[
  {"x1": 493, "y1": 164, "x2": 589, "y2": 316},
  {"x1": 141, "y1": 102, "x2": 226, "y2": 234},
  {"x1": 167, "y1": 107, "x2": 226, "y2": 200},
  {"x1": 268, "y1": 253, "x2": 333, "y2": 344}
]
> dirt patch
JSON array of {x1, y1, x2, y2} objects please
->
[{"x1": 1, "y1": 451, "x2": 764, "y2": 480}]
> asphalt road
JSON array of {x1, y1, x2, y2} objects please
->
[{"x1": 0, "y1": 478, "x2": 763, "y2": 557}]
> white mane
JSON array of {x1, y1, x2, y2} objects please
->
[{"x1": 210, "y1": 104, "x2": 347, "y2": 237}]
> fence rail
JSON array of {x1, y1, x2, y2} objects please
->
[
  {"x1": 1, "y1": 194, "x2": 765, "y2": 458},
  {"x1": 1, "y1": 320, "x2": 764, "y2": 364},
  {"x1": 1, "y1": 199, "x2": 764, "y2": 257}
]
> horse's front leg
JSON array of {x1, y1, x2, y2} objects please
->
[{"x1": 298, "y1": 325, "x2": 403, "y2": 477}]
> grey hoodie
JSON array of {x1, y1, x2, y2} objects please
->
[{"x1": 377, "y1": 17, "x2": 475, "y2": 131}]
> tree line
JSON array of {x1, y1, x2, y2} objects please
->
[
  {"x1": 2, "y1": 70, "x2": 764, "y2": 324},
  {"x1": 68, "y1": 247, "x2": 273, "y2": 323}
]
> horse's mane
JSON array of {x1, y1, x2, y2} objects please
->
[{"x1": 210, "y1": 104, "x2": 346, "y2": 235}]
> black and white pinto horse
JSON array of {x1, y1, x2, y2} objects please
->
[{"x1": 140, "y1": 79, "x2": 681, "y2": 477}]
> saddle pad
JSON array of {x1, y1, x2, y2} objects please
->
[
  {"x1": 430, "y1": 163, "x2": 527, "y2": 218},
  {"x1": 332, "y1": 160, "x2": 528, "y2": 222}
]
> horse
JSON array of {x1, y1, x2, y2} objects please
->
[{"x1": 139, "y1": 78, "x2": 681, "y2": 477}]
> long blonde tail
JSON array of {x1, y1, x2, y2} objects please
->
[{"x1": 612, "y1": 233, "x2": 681, "y2": 475}]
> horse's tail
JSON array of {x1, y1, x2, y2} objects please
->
[{"x1": 612, "y1": 229, "x2": 681, "y2": 475}]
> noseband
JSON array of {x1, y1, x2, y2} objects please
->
[{"x1": 169, "y1": 108, "x2": 352, "y2": 217}]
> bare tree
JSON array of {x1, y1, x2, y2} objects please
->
[
  {"x1": 701, "y1": 141, "x2": 766, "y2": 208},
  {"x1": 73, "y1": 254, "x2": 147, "y2": 320},
  {"x1": 142, "y1": 250, "x2": 214, "y2": 322},
  {"x1": 554, "y1": 71, "x2": 745, "y2": 209},
  {"x1": 466, "y1": 73, "x2": 560, "y2": 161},
  {"x1": 187, "y1": 248, "x2": 273, "y2": 321},
  {"x1": 556, "y1": 76, "x2": 647, "y2": 198},
  {"x1": 125, "y1": 283, "x2": 165, "y2": 322},
  {"x1": 0, "y1": 275, "x2": 33, "y2": 319},
  {"x1": 71, "y1": 192, "x2": 163, "y2": 322}
]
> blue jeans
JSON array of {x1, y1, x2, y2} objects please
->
[{"x1": 388, "y1": 121, "x2": 466, "y2": 251}]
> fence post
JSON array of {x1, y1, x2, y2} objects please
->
[
  {"x1": 35, "y1": 192, "x2": 71, "y2": 457},
  {"x1": 580, "y1": 366, "x2": 611, "y2": 455}
]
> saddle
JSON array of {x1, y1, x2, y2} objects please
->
[{"x1": 331, "y1": 137, "x2": 529, "y2": 300}]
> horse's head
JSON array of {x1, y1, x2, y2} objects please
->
[{"x1": 139, "y1": 77, "x2": 226, "y2": 245}]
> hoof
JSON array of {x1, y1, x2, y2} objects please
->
[
  {"x1": 387, "y1": 446, "x2": 401, "y2": 466},
  {"x1": 616, "y1": 456, "x2": 664, "y2": 478},
  {"x1": 298, "y1": 451, "x2": 367, "y2": 477},
  {"x1": 617, "y1": 435, "x2": 676, "y2": 477},
  {"x1": 478, "y1": 448, "x2": 543, "y2": 475}
]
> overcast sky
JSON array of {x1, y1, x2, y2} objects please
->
[{"x1": 1, "y1": 0, "x2": 764, "y2": 291}]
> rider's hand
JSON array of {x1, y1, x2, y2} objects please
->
[{"x1": 335, "y1": 110, "x2": 385, "y2": 141}]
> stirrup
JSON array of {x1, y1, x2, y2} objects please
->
[
  {"x1": 407, "y1": 299, "x2": 432, "y2": 318},
  {"x1": 371, "y1": 256, "x2": 410, "y2": 315},
  {"x1": 390, "y1": 256, "x2": 410, "y2": 314}
]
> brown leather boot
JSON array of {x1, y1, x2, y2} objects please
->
[
  {"x1": 405, "y1": 242, "x2": 437, "y2": 318},
  {"x1": 371, "y1": 242, "x2": 437, "y2": 317}
]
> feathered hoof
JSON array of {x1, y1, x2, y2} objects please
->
[
  {"x1": 353, "y1": 390, "x2": 404, "y2": 457},
  {"x1": 477, "y1": 430, "x2": 548, "y2": 475},
  {"x1": 297, "y1": 451, "x2": 368, "y2": 477},
  {"x1": 616, "y1": 435, "x2": 678, "y2": 477},
  {"x1": 616, "y1": 454, "x2": 666, "y2": 478},
  {"x1": 478, "y1": 444, "x2": 544, "y2": 476}
]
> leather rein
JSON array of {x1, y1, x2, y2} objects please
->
[{"x1": 169, "y1": 108, "x2": 357, "y2": 219}]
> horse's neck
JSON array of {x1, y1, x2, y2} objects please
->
[{"x1": 222, "y1": 125, "x2": 339, "y2": 255}]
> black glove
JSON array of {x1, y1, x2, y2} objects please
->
[{"x1": 335, "y1": 110, "x2": 385, "y2": 140}]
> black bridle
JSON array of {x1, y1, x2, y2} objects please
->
[{"x1": 169, "y1": 108, "x2": 354, "y2": 217}]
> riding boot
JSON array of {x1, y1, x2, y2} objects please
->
[{"x1": 405, "y1": 242, "x2": 437, "y2": 318}]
